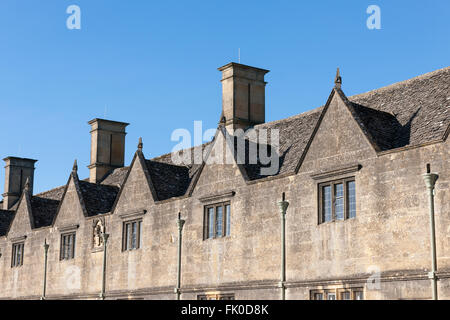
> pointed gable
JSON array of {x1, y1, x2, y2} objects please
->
[
  {"x1": 111, "y1": 150, "x2": 156, "y2": 212},
  {"x1": 52, "y1": 174, "x2": 86, "y2": 225},
  {"x1": 301, "y1": 88, "x2": 377, "y2": 165},
  {"x1": 192, "y1": 129, "x2": 248, "y2": 195},
  {"x1": 53, "y1": 165, "x2": 120, "y2": 225},
  {"x1": 6, "y1": 191, "x2": 33, "y2": 236}
]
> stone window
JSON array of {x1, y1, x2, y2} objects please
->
[
  {"x1": 311, "y1": 288, "x2": 363, "y2": 300},
  {"x1": 60, "y1": 232, "x2": 76, "y2": 260},
  {"x1": 198, "y1": 293, "x2": 235, "y2": 300},
  {"x1": 122, "y1": 219, "x2": 142, "y2": 251},
  {"x1": 11, "y1": 242, "x2": 24, "y2": 267},
  {"x1": 204, "y1": 202, "x2": 231, "y2": 240},
  {"x1": 318, "y1": 178, "x2": 356, "y2": 224}
]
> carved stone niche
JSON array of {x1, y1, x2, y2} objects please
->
[{"x1": 92, "y1": 217, "x2": 106, "y2": 251}]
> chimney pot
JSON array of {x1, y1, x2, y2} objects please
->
[
  {"x1": 2, "y1": 157, "x2": 37, "y2": 210},
  {"x1": 218, "y1": 62, "x2": 269, "y2": 133},
  {"x1": 87, "y1": 118, "x2": 129, "y2": 183}
]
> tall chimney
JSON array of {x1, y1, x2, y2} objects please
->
[
  {"x1": 218, "y1": 62, "x2": 269, "y2": 133},
  {"x1": 87, "y1": 119, "x2": 129, "y2": 183},
  {"x1": 2, "y1": 157, "x2": 37, "y2": 210}
]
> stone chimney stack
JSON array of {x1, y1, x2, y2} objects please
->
[
  {"x1": 218, "y1": 62, "x2": 269, "y2": 133},
  {"x1": 2, "y1": 157, "x2": 37, "y2": 210},
  {"x1": 88, "y1": 119, "x2": 129, "y2": 183}
]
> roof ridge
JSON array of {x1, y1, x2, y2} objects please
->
[
  {"x1": 33, "y1": 185, "x2": 66, "y2": 198},
  {"x1": 255, "y1": 106, "x2": 324, "y2": 128},
  {"x1": 256, "y1": 66, "x2": 449, "y2": 129},
  {"x1": 149, "y1": 141, "x2": 213, "y2": 163},
  {"x1": 349, "y1": 66, "x2": 450, "y2": 100}
]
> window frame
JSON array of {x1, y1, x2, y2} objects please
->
[
  {"x1": 11, "y1": 242, "x2": 24, "y2": 268},
  {"x1": 318, "y1": 177, "x2": 356, "y2": 224},
  {"x1": 203, "y1": 202, "x2": 231, "y2": 240},
  {"x1": 122, "y1": 219, "x2": 142, "y2": 251},
  {"x1": 311, "y1": 288, "x2": 364, "y2": 300},
  {"x1": 198, "y1": 293, "x2": 235, "y2": 300},
  {"x1": 60, "y1": 232, "x2": 76, "y2": 261}
]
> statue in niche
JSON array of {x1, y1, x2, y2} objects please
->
[{"x1": 93, "y1": 218, "x2": 105, "y2": 247}]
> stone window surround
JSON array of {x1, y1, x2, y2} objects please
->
[
  {"x1": 118, "y1": 210, "x2": 146, "y2": 252},
  {"x1": 310, "y1": 163, "x2": 361, "y2": 181},
  {"x1": 122, "y1": 219, "x2": 142, "y2": 251},
  {"x1": 11, "y1": 239, "x2": 25, "y2": 268},
  {"x1": 57, "y1": 224, "x2": 79, "y2": 233},
  {"x1": 318, "y1": 177, "x2": 356, "y2": 224},
  {"x1": 198, "y1": 190, "x2": 235, "y2": 203},
  {"x1": 203, "y1": 201, "x2": 231, "y2": 240},
  {"x1": 60, "y1": 232, "x2": 76, "y2": 261},
  {"x1": 118, "y1": 209, "x2": 147, "y2": 220},
  {"x1": 311, "y1": 163, "x2": 361, "y2": 225}
]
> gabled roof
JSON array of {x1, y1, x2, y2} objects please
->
[
  {"x1": 100, "y1": 166, "x2": 130, "y2": 187},
  {"x1": 0, "y1": 210, "x2": 14, "y2": 236},
  {"x1": 253, "y1": 107, "x2": 323, "y2": 178},
  {"x1": 144, "y1": 142, "x2": 212, "y2": 201},
  {"x1": 348, "y1": 66, "x2": 450, "y2": 149},
  {"x1": 1, "y1": 65, "x2": 447, "y2": 224},
  {"x1": 120, "y1": 66, "x2": 450, "y2": 195},
  {"x1": 29, "y1": 186, "x2": 66, "y2": 228},
  {"x1": 78, "y1": 180, "x2": 119, "y2": 216}
]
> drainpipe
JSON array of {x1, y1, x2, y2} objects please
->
[
  {"x1": 175, "y1": 212, "x2": 185, "y2": 300},
  {"x1": 423, "y1": 164, "x2": 439, "y2": 300},
  {"x1": 278, "y1": 193, "x2": 289, "y2": 300},
  {"x1": 41, "y1": 239, "x2": 49, "y2": 300},
  {"x1": 100, "y1": 232, "x2": 110, "y2": 300}
]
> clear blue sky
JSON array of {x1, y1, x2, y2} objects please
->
[{"x1": 0, "y1": 0, "x2": 448, "y2": 194}]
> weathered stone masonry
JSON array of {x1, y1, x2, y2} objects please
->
[{"x1": 0, "y1": 62, "x2": 449, "y2": 300}]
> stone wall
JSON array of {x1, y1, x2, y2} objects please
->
[{"x1": 0, "y1": 93, "x2": 448, "y2": 300}]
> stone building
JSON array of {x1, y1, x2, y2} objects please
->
[{"x1": 0, "y1": 63, "x2": 449, "y2": 300}]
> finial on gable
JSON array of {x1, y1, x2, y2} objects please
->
[
  {"x1": 137, "y1": 137, "x2": 143, "y2": 151},
  {"x1": 24, "y1": 177, "x2": 31, "y2": 193},
  {"x1": 72, "y1": 159, "x2": 78, "y2": 173},
  {"x1": 334, "y1": 67, "x2": 342, "y2": 89}
]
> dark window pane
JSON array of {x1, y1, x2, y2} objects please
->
[
  {"x1": 341, "y1": 292, "x2": 351, "y2": 300},
  {"x1": 127, "y1": 223, "x2": 132, "y2": 250},
  {"x1": 123, "y1": 220, "x2": 141, "y2": 250},
  {"x1": 225, "y1": 204, "x2": 231, "y2": 236},
  {"x1": 216, "y1": 206, "x2": 223, "y2": 237},
  {"x1": 322, "y1": 186, "x2": 332, "y2": 222},
  {"x1": 327, "y1": 292, "x2": 336, "y2": 300},
  {"x1": 208, "y1": 208, "x2": 214, "y2": 238},
  {"x1": 12, "y1": 243, "x2": 24, "y2": 267},
  {"x1": 61, "y1": 234, "x2": 75, "y2": 260},
  {"x1": 347, "y1": 181, "x2": 356, "y2": 218},
  {"x1": 138, "y1": 221, "x2": 142, "y2": 249},
  {"x1": 131, "y1": 222, "x2": 137, "y2": 249},
  {"x1": 354, "y1": 291, "x2": 364, "y2": 300},
  {"x1": 314, "y1": 293, "x2": 323, "y2": 300},
  {"x1": 335, "y1": 183, "x2": 344, "y2": 220}
]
